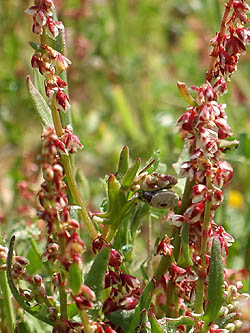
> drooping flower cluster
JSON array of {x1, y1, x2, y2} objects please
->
[{"x1": 92, "y1": 237, "x2": 142, "y2": 315}]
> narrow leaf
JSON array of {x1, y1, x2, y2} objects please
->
[
  {"x1": 150, "y1": 314, "x2": 164, "y2": 333},
  {"x1": 84, "y1": 246, "x2": 110, "y2": 300},
  {"x1": 26, "y1": 76, "x2": 53, "y2": 128},
  {"x1": 128, "y1": 279, "x2": 155, "y2": 332},
  {"x1": 202, "y1": 237, "x2": 224, "y2": 328},
  {"x1": 179, "y1": 223, "x2": 193, "y2": 267},
  {"x1": 107, "y1": 309, "x2": 135, "y2": 331},
  {"x1": 69, "y1": 262, "x2": 82, "y2": 295},
  {"x1": 177, "y1": 81, "x2": 197, "y2": 106},
  {"x1": 121, "y1": 158, "x2": 141, "y2": 190},
  {"x1": 7, "y1": 236, "x2": 53, "y2": 326},
  {"x1": 116, "y1": 146, "x2": 129, "y2": 180}
]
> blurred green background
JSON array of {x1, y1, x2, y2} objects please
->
[{"x1": 0, "y1": 0, "x2": 249, "y2": 287}]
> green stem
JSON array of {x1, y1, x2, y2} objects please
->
[
  {"x1": 147, "y1": 210, "x2": 153, "y2": 278},
  {"x1": 165, "y1": 280, "x2": 179, "y2": 318},
  {"x1": 0, "y1": 270, "x2": 15, "y2": 332},
  {"x1": 106, "y1": 226, "x2": 117, "y2": 243},
  {"x1": 61, "y1": 154, "x2": 98, "y2": 239},
  {"x1": 7, "y1": 236, "x2": 53, "y2": 326},
  {"x1": 155, "y1": 255, "x2": 171, "y2": 283},
  {"x1": 51, "y1": 106, "x2": 98, "y2": 240},
  {"x1": 155, "y1": 179, "x2": 194, "y2": 281},
  {"x1": 79, "y1": 310, "x2": 92, "y2": 333},
  {"x1": 58, "y1": 279, "x2": 68, "y2": 320},
  {"x1": 0, "y1": 230, "x2": 15, "y2": 332}
]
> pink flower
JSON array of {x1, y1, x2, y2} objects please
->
[
  {"x1": 157, "y1": 235, "x2": 174, "y2": 256},
  {"x1": 166, "y1": 211, "x2": 184, "y2": 227},
  {"x1": 184, "y1": 202, "x2": 205, "y2": 224},
  {"x1": 55, "y1": 89, "x2": 70, "y2": 112},
  {"x1": 61, "y1": 125, "x2": 83, "y2": 154}
]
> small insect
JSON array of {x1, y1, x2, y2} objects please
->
[{"x1": 140, "y1": 189, "x2": 179, "y2": 209}]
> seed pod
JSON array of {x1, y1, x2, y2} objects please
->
[{"x1": 141, "y1": 190, "x2": 179, "y2": 209}]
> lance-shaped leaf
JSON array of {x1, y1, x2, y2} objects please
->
[
  {"x1": 116, "y1": 146, "x2": 129, "y2": 181},
  {"x1": 69, "y1": 262, "x2": 82, "y2": 295},
  {"x1": 150, "y1": 314, "x2": 164, "y2": 333},
  {"x1": 29, "y1": 42, "x2": 46, "y2": 53},
  {"x1": 219, "y1": 139, "x2": 240, "y2": 151},
  {"x1": 26, "y1": 76, "x2": 53, "y2": 128},
  {"x1": 84, "y1": 246, "x2": 110, "y2": 301},
  {"x1": 121, "y1": 157, "x2": 141, "y2": 190},
  {"x1": 158, "y1": 316, "x2": 195, "y2": 331},
  {"x1": 202, "y1": 237, "x2": 224, "y2": 329},
  {"x1": 177, "y1": 81, "x2": 197, "y2": 106},
  {"x1": 128, "y1": 279, "x2": 155, "y2": 332},
  {"x1": 7, "y1": 236, "x2": 53, "y2": 326},
  {"x1": 178, "y1": 223, "x2": 193, "y2": 267}
]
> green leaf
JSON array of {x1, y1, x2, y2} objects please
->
[
  {"x1": 128, "y1": 279, "x2": 155, "y2": 332},
  {"x1": 178, "y1": 223, "x2": 193, "y2": 267},
  {"x1": 7, "y1": 236, "x2": 53, "y2": 326},
  {"x1": 202, "y1": 237, "x2": 224, "y2": 329},
  {"x1": 159, "y1": 316, "x2": 195, "y2": 331},
  {"x1": 219, "y1": 139, "x2": 240, "y2": 151},
  {"x1": 116, "y1": 146, "x2": 129, "y2": 180},
  {"x1": 177, "y1": 81, "x2": 197, "y2": 106},
  {"x1": 29, "y1": 42, "x2": 45, "y2": 53},
  {"x1": 150, "y1": 314, "x2": 164, "y2": 333},
  {"x1": 107, "y1": 309, "x2": 135, "y2": 331},
  {"x1": 121, "y1": 158, "x2": 141, "y2": 190},
  {"x1": 15, "y1": 321, "x2": 31, "y2": 333},
  {"x1": 26, "y1": 76, "x2": 53, "y2": 128},
  {"x1": 216, "y1": 312, "x2": 237, "y2": 328},
  {"x1": 69, "y1": 263, "x2": 82, "y2": 295},
  {"x1": 84, "y1": 246, "x2": 110, "y2": 300}
]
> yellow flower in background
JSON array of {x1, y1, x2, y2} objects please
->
[{"x1": 227, "y1": 190, "x2": 244, "y2": 209}]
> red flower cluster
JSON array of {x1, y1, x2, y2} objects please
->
[
  {"x1": 38, "y1": 128, "x2": 84, "y2": 270},
  {"x1": 92, "y1": 236, "x2": 141, "y2": 314},
  {"x1": 25, "y1": 0, "x2": 63, "y2": 39}
]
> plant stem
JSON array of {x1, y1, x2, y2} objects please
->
[
  {"x1": 58, "y1": 275, "x2": 68, "y2": 320},
  {"x1": 0, "y1": 231, "x2": 15, "y2": 332},
  {"x1": 61, "y1": 154, "x2": 98, "y2": 239},
  {"x1": 147, "y1": 210, "x2": 153, "y2": 278},
  {"x1": 0, "y1": 271, "x2": 15, "y2": 333},
  {"x1": 51, "y1": 106, "x2": 98, "y2": 240},
  {"x1": 79, "y1": 310, "x2": 92, "y2": 333},
  {"x1": 155, "y1": 179, "x2": 194, "y2": 281},
  {"x1": 194, "y1": 176, "x2": 212, "y2": 314},
  {"x1": 165, "y1": 280, "x2": 179, "y2": 318}
]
